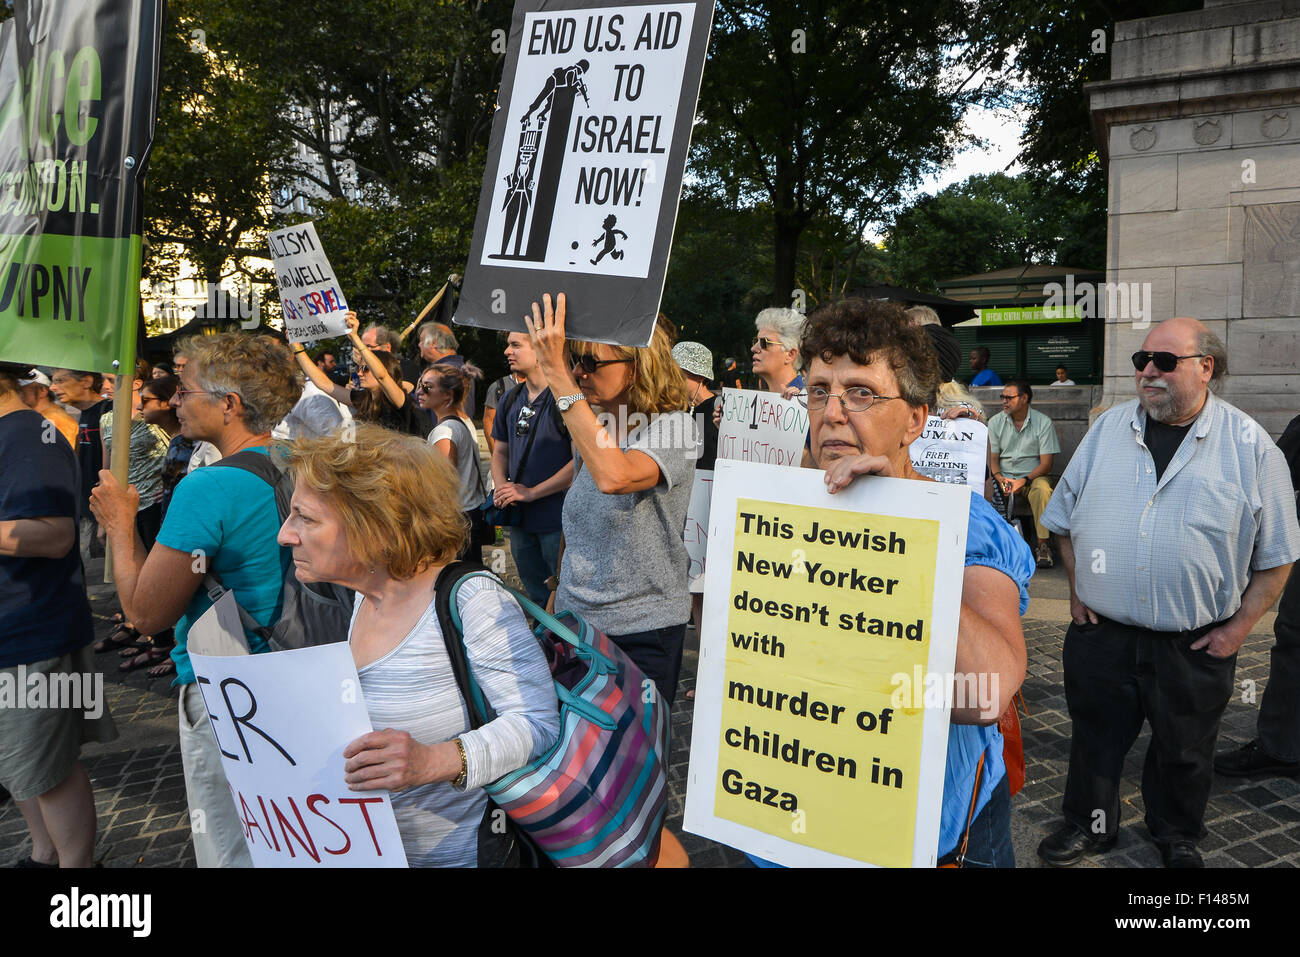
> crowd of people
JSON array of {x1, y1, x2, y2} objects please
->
[{"x1": 2, "y1": 291, "x2": 1298, "y2": 871}]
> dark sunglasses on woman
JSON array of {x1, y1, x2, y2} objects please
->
[{"x1": 571, "y1": 353, "x2": 633, "y2": 376}]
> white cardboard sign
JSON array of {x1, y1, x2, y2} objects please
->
[
  {"x1": 683, "y1": 461, "x2": 969, "y2": 867},
  {"x1": 188, "y1": 594, "x2": 407, "y2": 868},
  {"x1": 683, "y1": 469, "x2": 712, "y2": 593},
  {"x1": 716, "y1": 388, "x2": 808, "y2": 468},
  {"x1": 267, "y1": 221, "x2": 350, "y2": 343},
  {"x1": 909, "y1": 416, "x2": 989, "y2": 493}
]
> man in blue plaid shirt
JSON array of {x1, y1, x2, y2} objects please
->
[{"x1": 1036, "y1": 317, "x2": 1300, "y2": 869}]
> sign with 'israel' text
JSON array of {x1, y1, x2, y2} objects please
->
[
  {"x1": 457, "y1": 0, "x2": 715, "y2": 347},
  {"x1": 267, "y1": 221, "x2": 350, "y2": 343}
]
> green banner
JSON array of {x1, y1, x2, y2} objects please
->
[
  {"x1": 980, "y1": 305, "x2": 1082, "y2": 326},
  {"x1": 0, "y1": 232, "x2": 142, "y2": 371},
  {"x1": 0, "y1": 1, "x2": 162, "y2": 374}
]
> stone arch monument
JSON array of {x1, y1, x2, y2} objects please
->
[{"x1": 1088, "y1": 0, "x2": 1300, "y2": 435}]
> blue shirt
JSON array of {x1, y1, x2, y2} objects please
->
[
  {"x1": 490, "y1": 385, "x2": 572, "y2": 534},
  {"x1": 1041, "y1": 395, "x2": 1300, "y2": 631},
  {"x1": 970, "y1": 368, "x2": 1001, "y2": 387},
  {"x1": 155, "y1": 447, "x2": 287, "y2": 684},
  {"x1": 0, "y1": 410, "x2": 93, "y2": 666},
  {"x1": 937, "y1": 491, "x2": 1035, "y2": 856}
]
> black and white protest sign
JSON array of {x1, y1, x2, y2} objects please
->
[
  {"x1": 457, "y1": 0, "x2": 714, "y2": 346},
  {"x1": 267, "y1": 221, "x2": 350, "y2": 343},
  {"x1": 909, "y1": 416, "x2": 988, "y2": 493}
]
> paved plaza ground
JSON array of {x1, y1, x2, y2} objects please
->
[{"x1": 2, "y1": 544, "x2": 1296, "y2": 869}]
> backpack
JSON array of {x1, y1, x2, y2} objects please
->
[
  {"x1": 434, "y1": 560, "x2": 669, "y2": 867},
  {"x1": 202, "y1": 449, "x2": 355, "y2": 652}
]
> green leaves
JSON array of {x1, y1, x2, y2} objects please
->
[{"x1": 884, "y1": 170, "x2": 1105, "y2": 292}]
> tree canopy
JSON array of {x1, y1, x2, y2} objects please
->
[
  {"x1": 689, "y1": 0, "x2": 996, "y2": 304},
  {"x1": 885, "y1": 171, "x2": 1104, "y2": 292}
]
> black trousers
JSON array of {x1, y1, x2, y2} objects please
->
[
  {"x1": 1062, "y1": 616, "x2": 1237, "y2": 844},
  {"x1": 1259, "y1": 566, "x2": 1300, "y2": 762}
]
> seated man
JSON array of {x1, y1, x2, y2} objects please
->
[{"x1": 988, "y1": 379, "x2": 1059, "y2": 568}]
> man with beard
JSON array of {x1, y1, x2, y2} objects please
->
[{"x1": 1036, "y1": 317, "x2": 1300, "y2": 868}]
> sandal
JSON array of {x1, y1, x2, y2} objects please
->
[
  {"x1": 120, "y1": 646, "x2": 170, "y2": 672},
  {"x1": 147, "y1": 657, "x2": 177, "y2": 679},
  {"x1": 95, "y1": 620, "x2": 142, "y2": 654},
  {"x1": 118, "y1": 637, "x2": 155, "y2": 658}
]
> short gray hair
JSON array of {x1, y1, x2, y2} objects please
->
[
  {"x1": 363, "y1": 324, "x2": 400, "y2": 350},
  {"x1": 1198, "y1": 328, "x2": 1227, "y2": 390},
  {"x1": 419, "y1": 322, "x2": 459, "y2": 352},
  {"x1": 179, "y1": 333, "x2": 301, "y2": 434},
  {"x1": 755, "y1": 307, "x2": 806, "y2": 350},
  {"x1": 905, "y1": 305, "x2": 941, "y2": 327}
]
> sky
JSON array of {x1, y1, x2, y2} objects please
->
[{"x1": 864, "y1": 99, "x2": 1028, "y2": 244}]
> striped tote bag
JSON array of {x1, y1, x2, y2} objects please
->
[{"x1": 436, "y1": 564, "x2": 670, "y2": 867}]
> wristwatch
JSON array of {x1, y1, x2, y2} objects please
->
[{"x1": 555, "y1": 392, "x2": 587, "y2": 413}]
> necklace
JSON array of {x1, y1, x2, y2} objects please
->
[{"x1": 688, "y1": 380, "x2": 703, "y2": 414}]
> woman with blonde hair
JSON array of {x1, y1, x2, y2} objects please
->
[
  {"x1": 527, "y1": 294, "x2": 695, "y2": 867},
  {"x1": 276, "y1": 423, "x2": 559, "y2": 867},
  {"x1": 526, "y1": 296, "x2": 696, "y2": 707}
]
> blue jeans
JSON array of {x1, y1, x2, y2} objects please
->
[
  {"x1": 510, "y1": 528, "x2": 562, "y2": 607},
  {"x1": 952, "y1": 772, "x2": 1015, "y2": 868}
]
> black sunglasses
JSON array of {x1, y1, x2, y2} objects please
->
[
  {"x1": 753, "y1": 336, "x2": 782, "y2": 350},
  {"x1": 571, "y1": 354, "x2": 632, "y2": 376},
  {"x1": 1131, "y1": 351, "x2": 1207, "y2": 373}
]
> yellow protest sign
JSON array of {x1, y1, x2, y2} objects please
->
[{"x1": 685, "y1": 461, "x2": 970, "y2": 867}]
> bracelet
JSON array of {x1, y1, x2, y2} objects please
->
[
  {"x1": 452, "y1": 738, "x2": 468, "y2": 789},
  {"x1": 293, "y1": 347, "x2": 306, "y2": 355}
]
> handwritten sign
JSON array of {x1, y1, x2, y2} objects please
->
[
  {"x1": 909, "y1": 416, "x2": 988, "y2": 493},
  {"x1": 457, "y1": 0, "x2": 716, "y2": 346},
  {"x1": 684, "y1": 461, "x2": 968, "y2": 867},
  {"x1": 267, "y1": 221, "x2": 350, "y2": 343},
  {"x1": 188, "y1": 594, "x2": 407, "y2": 868},
  {"x1": 684, "y1": 469, "x2": 713, "y2": 593},
  {"x1": 716, "y1": 388, "x2": 808, "y2": 468}
]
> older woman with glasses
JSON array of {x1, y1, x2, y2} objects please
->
[
  {"x1": 751, "y1": 307, "x2": 806, "y2": 394},
  {"x1": 277, "y1": 424, "x2": 559, "y2": 867},
  {"x1": 713, "y1": 307, "x2": 809, "y2": 435},
  {"x1": 800, "y1": 298, "x2": 1034, "y2": 867}
]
